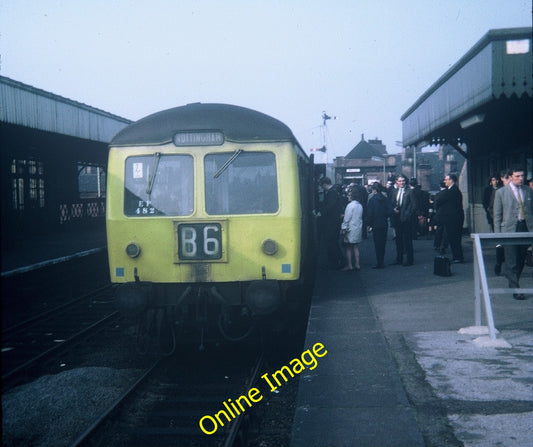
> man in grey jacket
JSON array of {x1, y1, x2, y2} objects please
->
[{"x1": 493, "y1": 166, "x2": 533, "y2": 300}]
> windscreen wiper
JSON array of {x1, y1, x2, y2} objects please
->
[
  {"x1": 213, "y1": 149, "x2": 243, "y2": 178},
  {"x1": 146, "y1": 152, "x2": 161, "y2": 198}
]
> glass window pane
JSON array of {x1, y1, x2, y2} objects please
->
[
  {"x1": 124, "y1": 155, "x2": 194, "y2": 216},
  {"x1": 78, "y1": 164, "x2": 106, "y2": 198},
  {"x1": 205, "y1": 151, "x2": 278, "y2": 215}
]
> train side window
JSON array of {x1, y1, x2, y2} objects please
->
[
  {"x1": 124, "y1": 154, "x2": 194, "y2": 216},
  {"x1": 204, "y1": 151, "x2": 278, "y2": 215}
]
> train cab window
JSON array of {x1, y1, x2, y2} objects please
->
[
  {"x1": 124, "y1": 154, "x2": 193, "y2": 216},
  {"x1": 204, "y1": 151, "x2": 278, "y2": 215}
]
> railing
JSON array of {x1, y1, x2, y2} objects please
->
[
  {"x1": 59, "y1": 199, "x2": 105, "y2": 224},
  {"x1": 469, "y1": 232, "x2": 533, "y2": 346}
]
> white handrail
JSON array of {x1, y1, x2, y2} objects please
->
[{"x1": 470, "y1": 232, "x2": 533, "y2": 341}]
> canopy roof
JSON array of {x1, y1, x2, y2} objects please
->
[
  {"x1": 401, "y1": 27, "x2": 532, "y2": 148},
  {"x1": 0, "y1": 76, "x2": 131, "y2": 143}
]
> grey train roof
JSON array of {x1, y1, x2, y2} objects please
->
[{"x1": 111, "y1": 103, "x2": 296, "y2": 146}]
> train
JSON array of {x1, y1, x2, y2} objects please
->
[{"x1": 106, "y1": 103, "x2": 316, "y2": 353}]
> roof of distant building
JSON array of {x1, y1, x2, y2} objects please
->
[{"x1": 345, "y1": 134, "x2": 387, "y2": 159}]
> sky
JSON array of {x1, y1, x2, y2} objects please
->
[{"x1": 0, "y1": 0, "x2": 531, "y2": 161}]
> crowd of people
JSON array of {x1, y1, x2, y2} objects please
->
[
  {"x1": 316, "y1": 174, "x2": 440, "y2": 271},
  {"x1": 316, "y1": 167, "x2": 533, "y2": 299}
]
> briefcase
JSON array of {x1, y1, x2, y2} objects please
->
[{"x1": 433, "y1": 256, "x2": 451, "y2": 276}]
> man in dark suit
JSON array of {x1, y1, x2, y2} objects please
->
[
  {"x1": 390, "y1": 174, "x2": 417, "y2": 266},
  {"x1": 435, "y1": 173, "x2": 464, "y2": 263},
  {"x1": 366, "y1": 182, "x2": 392, "y2": 269},
  {"x1": 318, "y1": 177, "x2": 343, "y2": 269}
]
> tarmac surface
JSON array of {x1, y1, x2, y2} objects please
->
[{"x1": 291, "y1": 231, "x2": 533, "y2": 447}]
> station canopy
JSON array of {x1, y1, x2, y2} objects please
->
[
  {"x1": 0, "y1": 76, "x2": 131, "y2": 143},
  {"x1": 401, "y1": 28, "x2": 532, "y2": 155}
]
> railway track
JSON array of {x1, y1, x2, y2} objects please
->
[
  {"x1": 1, "y1": 285, "x2": 119, "y2": 388},
  {"x1": 72, "y1": 345, "x2": 264, "y2": 447}
]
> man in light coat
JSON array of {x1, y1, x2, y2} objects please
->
[{"x1": 493, "y1": 166, "x2": 533, "y2": 300}]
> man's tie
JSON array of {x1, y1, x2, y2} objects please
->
[
  {"x1": 517, "y1": 188, "x2": 526, "y2": 220},
  {"x1": 398, "y1": 188, "x2": 404, "y2": 207}
]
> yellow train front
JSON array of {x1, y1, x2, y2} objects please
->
[{"x1": 106, "y1": 103, "x2": 315, "y2": 352}]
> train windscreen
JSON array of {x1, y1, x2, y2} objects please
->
[
  {"x1": 124, "y1": 154, "x2": 194, "y2": 216},
  {"x1": 204, "y1": 151, "x2": 278, "y2": 215}
]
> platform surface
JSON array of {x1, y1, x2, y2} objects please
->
[
  {"x1": 1, "y1": 227, "x2": 106, "y2": 276},
  {"x1": 291, "y1": 233, "x2": 533, "y2": 447}
]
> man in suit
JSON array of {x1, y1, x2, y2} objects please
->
[
  {"x1": 435, "y1": 173, "x2": 464, "y2": 263},
  {"x1": 366, "y1": 182, "x2": 392, "y2": 269},
  {"x1": 491, "y1": 169, "x2": 510, "y2": 275},
  {"x1": 493, "y1": 166, "x2": 533, "y2": 300},
  {"x1": 318, "y1": 177, "x2": 343, "y2": 269},
  {"x1": 390, "y1": 174, "x2": 417, "y2": 266}
]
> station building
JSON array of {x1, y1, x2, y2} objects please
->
[
  {"x1": 0, "y1": 76, "x2": 131, "y2": 250},
  {"x1": 333, "y1": 135, "x2": 397, "y2": 185},
  {"x1": 401, "y1": 27, "x2": 532, "y2": 232}
]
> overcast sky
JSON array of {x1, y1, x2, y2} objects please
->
[{"x1": 1, "y1": 0, "x2": 531, "y2": 160}]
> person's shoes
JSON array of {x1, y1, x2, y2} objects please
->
[
  {"x1": 494, "y1": 264, "x2": 501, "y2": 275},
  {"x1": 372, "y1": 265, "x2": 384, "y2": 269},
  {"x1": 513, "y1": 293, "x2": 526, "y2": 300},
  {"x1": 402, "y1": 262, "x2": 414, "y2": 267}
]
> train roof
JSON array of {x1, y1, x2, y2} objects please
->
[{"x1": 111, "y1": 103, "x2": 297, "y2": 146}]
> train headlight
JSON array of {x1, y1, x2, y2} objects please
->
[
  {"x1": 261, "y1": 238, "x2": 278, "y2": 256},
  {"x1": 126, "y1": 242, "x2": 141, "y2": 258}
]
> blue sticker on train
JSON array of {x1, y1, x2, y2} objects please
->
[
  {"x1": 115, "y1": 267, "x2": 125, "y2": 277},
  {"x1": 281, "y1": 264, "x2": 291, "y2": 273}
]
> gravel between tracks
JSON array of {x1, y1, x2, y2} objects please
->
[{"x1": 2, "y1": 367, "x2": 141, "y2": 447}]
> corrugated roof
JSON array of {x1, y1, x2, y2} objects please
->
[
  {"x1": 401, "y1": 27, "x2": 532, "y2": 147},
  {"x1": 0, "y1": 76, "x2": 131, "y2": 143}
]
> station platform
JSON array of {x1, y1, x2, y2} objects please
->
[
  {"x1": 291, "y1": 234, "x2": 533, "y2": 447},
  {"x1": 1, "y1": 227, "x2": 107, "y2": 277}
]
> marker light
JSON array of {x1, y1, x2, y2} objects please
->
[
  {"x1": 126, "y1": 242, "x2": 141, "y2": 258},
  {"x1": 261, "y1": 238, "x2": 278, "y2": 255}
]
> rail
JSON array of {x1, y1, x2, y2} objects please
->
[{"x1": 467, "y1": 232, "x2": 533, "y2": 346}]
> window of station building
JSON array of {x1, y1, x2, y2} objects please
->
[
  {"x1": 78, "y1": 164, "x2": 106, "y2": 199},
  {"x1": 11, "y1": 158, "x2": 45, "y2": 210},
  {"x1": 204, "y1": 151, "x2": 278, "y2": 215}
]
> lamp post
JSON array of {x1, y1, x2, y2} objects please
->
[{"x1": 371, "y1": 156, "x2": 386, "y2": 184}]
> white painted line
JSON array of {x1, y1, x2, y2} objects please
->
[{"x1": 1, "y1": 247, "x2": 105, "y2": 278}]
